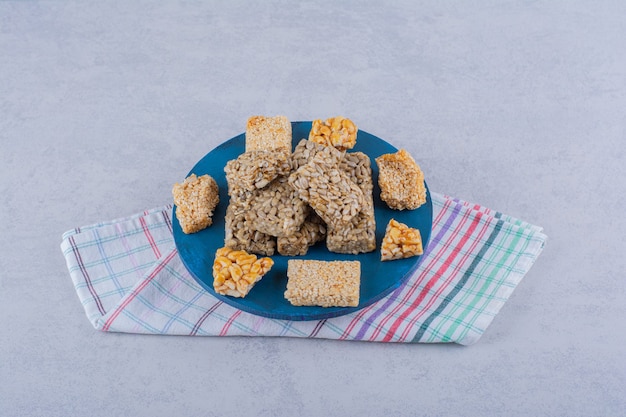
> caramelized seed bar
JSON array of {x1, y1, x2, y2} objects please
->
[
  {"x1": 172, "y1": 174, "x2": 220, "y2": 234},
  {"x1": 339, "y1": 151, "x2": 374, "y2": 192},
  {"x1": 380, "y1": 219, "x2": 423, "y2": 261},
  {"x1": 224, "y1": 149, "x2": 291, "y2": 194},
  {"x1": 375, "y1": 149, "x2": 426, "y2": 210},
  {"x1": 277, "y1": 212, "x2": 326, "y2": 256},
  {"x1": 224, "y1": 193, "x2": 276, "y2": 256},
  {"x1": 327, "y1": 152, "x2": 376, "y2": 254},
  {"x1": 326, "y1": 207, "x2": 376, "y2": 254},
  {"x1": 291, "y1": 139, "x2": 344, "y2": 171},
  {"x1": 245, "y1": 115, "x2": 292, "y2": 153},
  {"x1": 284, "y1": 260, "x2": 360, "y2": 307},
  {"x1": 288, "y1": 160, "x2": 364, "y2": 228},
  {"x1": 245, "y1": 176, "x2": 308, "y2": 237},
  {"x1": 212, "y1": 247, "x2": 274, "y2": 298}
]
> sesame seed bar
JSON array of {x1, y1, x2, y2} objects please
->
[
  {"x1": 326, "y1": 152, "x2": 376, "y2": 254},
  {"x1": 284, "y1": 260, "x2": 360, "y2": 307},
  {"x1": 244, "y1": 176, "x2": 308, "y2": 238},
  {"x1": 245, "y1": 115, "x2": 292, "y2": 153},
  {"x1": 172, "y1": 174, "x2": 220, "y2": 234},
  {"x1": 375, "y1": 149, "x2": 426, "y2": 210}
]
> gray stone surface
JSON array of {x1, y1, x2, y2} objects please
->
[{"x1": 1, "y1": 1, "x2": 625, "y2": 416}]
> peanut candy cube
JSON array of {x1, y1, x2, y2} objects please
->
[
  {"x1": 380, "y1": 219, "x2": 424, "y2": 261},
  {"x1": 212, "y1": 247, "x2": 274, "y2": 298},
  {"x1": 309, "y1": 116, "x2": 358, "y2": 151}
]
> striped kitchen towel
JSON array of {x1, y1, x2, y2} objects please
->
[{"x1": 60, "y1": 193, "x2": 547, "y2": 345}]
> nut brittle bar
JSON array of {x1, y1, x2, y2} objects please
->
[
  {"x1": 380, "y1": 218, "x2": 423, "y2": 261},
  {"x1": 212, "y1": 247, "x2": 274, "y2": 298}
]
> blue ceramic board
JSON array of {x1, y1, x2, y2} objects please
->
[{"x1": 172, "y1": 121, "x2": 432, "y2": 321}]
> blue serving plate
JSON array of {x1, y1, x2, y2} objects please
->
[{"x1": 172, "y1": 121, "x2": 432, "y2": 321}]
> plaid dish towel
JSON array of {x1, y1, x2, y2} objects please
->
[{"x1": 60, "y1": 193, "x2": 546, "y2": 345}]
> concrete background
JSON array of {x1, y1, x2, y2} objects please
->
[{"x1": 1, "y1": 1, "x2": 625, "y2": 416}]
